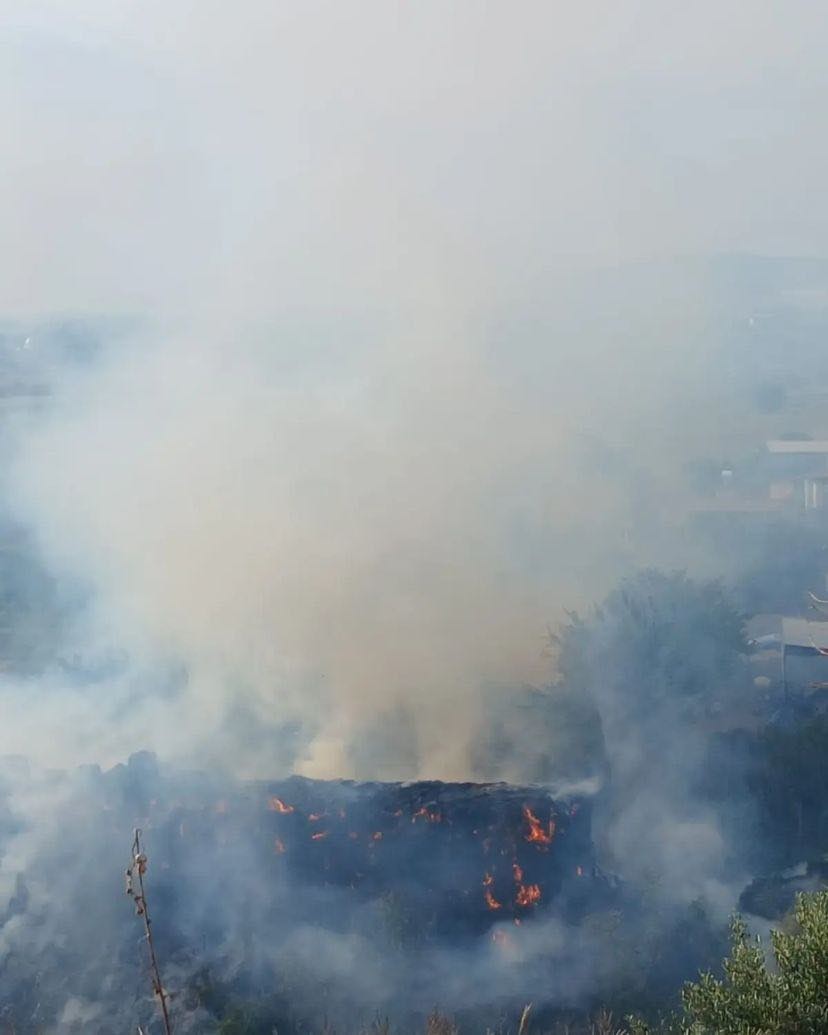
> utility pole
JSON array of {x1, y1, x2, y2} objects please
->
[{"x1": 126, "y1": 829, "x2": 173, "y2": 1035}]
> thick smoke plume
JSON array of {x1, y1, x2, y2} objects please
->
[
  {"x1": 6, "y1": 300, "x2": 711, "y2": 780},
  {"x1": 8, "y1": 0, "x2": 824, "y2": 777},
  {"x1": 1, "y1": 3, "x2": 828, "y2": 1031}
]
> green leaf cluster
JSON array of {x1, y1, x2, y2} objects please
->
[{"x1": 632, "y1": 890, "x2": 828, "y2": 1035}]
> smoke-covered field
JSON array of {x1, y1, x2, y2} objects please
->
[{"x1": 4, "y1": 3, "x2": 828, "y2": 1032}]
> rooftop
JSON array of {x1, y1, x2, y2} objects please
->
[
  {"x1": 767, "y1": 440, "x2": 828, "y2": 454},
  {"x1": 781, "y1": 618, "x2": 828, "y2": 650}
]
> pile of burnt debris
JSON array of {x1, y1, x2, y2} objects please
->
[
  {"x1": 0, "y1": 753, "x2": 620, "y2": 1032},
  {"x1": 83, "y1": 752, "x2": 601, "y2": 940}
]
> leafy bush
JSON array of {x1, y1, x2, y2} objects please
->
[{"x1": 631, "y1": 890, "x2": 828, "y2": 1034}]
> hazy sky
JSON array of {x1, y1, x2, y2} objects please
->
[{"x1": 3, "y1": 1, "x2": 828, "y2": 319}]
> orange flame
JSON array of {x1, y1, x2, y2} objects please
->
[
  {"x1": 311, "y1": 830, "x2": 328, "y2": 841},
  {"x1": 268, "y1": 797, "x2": 295, "y2": 814},
  {"x1": 274, "y1": 838, "x2": 286, "y2": 854},
  {"x1": 484, "y1": 889, "x2": 502, "y2": 910},
  {"x1": 512, "y1": 862, "x2": 524, "y2": 882},
  {"x1": 515, "y1": 882, "x2": 541, "y2": 907},
  {"x1": 483, "y1": 872, "x2": 502, "y2": 910},
  {"x1": 372, "y1": 831, "x2": 383, "y2": 841},
  {"x1": 522, "y1": 805, "x2": 554, "y2": 846},
  {"x1": 576, "y1": 865, "x2": 583, "y2": 877}
]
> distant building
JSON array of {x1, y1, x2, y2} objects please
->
[
  {"x1": 780, "y1": 618, "x2": 828, "y2": 702},
  {"x1": 803, "y1": 473, "x2": 828, "y2": 510},
  {"x1": 765, "y1": 440, "x2": 828, "y2": 512},
  {"x1": 767, "y1": 440, "x2": 828, "y2": 456}
]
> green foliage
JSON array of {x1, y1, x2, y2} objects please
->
[
  {"x1": 552, "y1": 569, "x2": 749, "y2": 715},
  {"x1": 574, "y1": 898, "x2": 727, "y2": 1021},
  {"x1": 216, "y1": 1005, "x2": 274, "y2": 1035},
  {"x1": 185, "y1": 967, "x2": 286, "y2": 1035},
  {"x1": 632, "y1": 890, "x2": 828, "y2": 1034},
  {"x1": 746, "y1": 716, "x2": 828, "y2": 866}
]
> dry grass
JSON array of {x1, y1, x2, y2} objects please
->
[{"x1": 425, "y1": 1012, "x2": 459, "y2": 1035}]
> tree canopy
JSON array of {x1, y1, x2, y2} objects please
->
[{"x1": 552, "y1": 569, "x2": 749, "y2": 716}]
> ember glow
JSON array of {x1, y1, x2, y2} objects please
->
[
  {"x1": 268, "y1": 797, "x2": 295, "y2": 814},
  {"x1": 483, "y1": 872, "x2": 503, "y2": 911},
  {"x1": 412, "y1": 806, "x2": 442, "y2": 823},
  {"x1": 515, "y1": 882, "x2": 542, "y2": 907}
]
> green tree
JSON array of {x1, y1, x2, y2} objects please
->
[
  {"x1": 751, "y1": 717, "x2": 828, "y2": 866},
  {"x1": 630, "y1": 890, "x2": 828, "y2": 1034},
  {"x1": 552, "y1": 569, "x2": 749, "y2": 716}
]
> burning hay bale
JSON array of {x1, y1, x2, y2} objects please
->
[
  {"x1": 147, "y1": 772, "x2": 596, "y2": 940},
  {"x1": 0, "y1": 754, "x2": 604, "y2": 1032}
]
